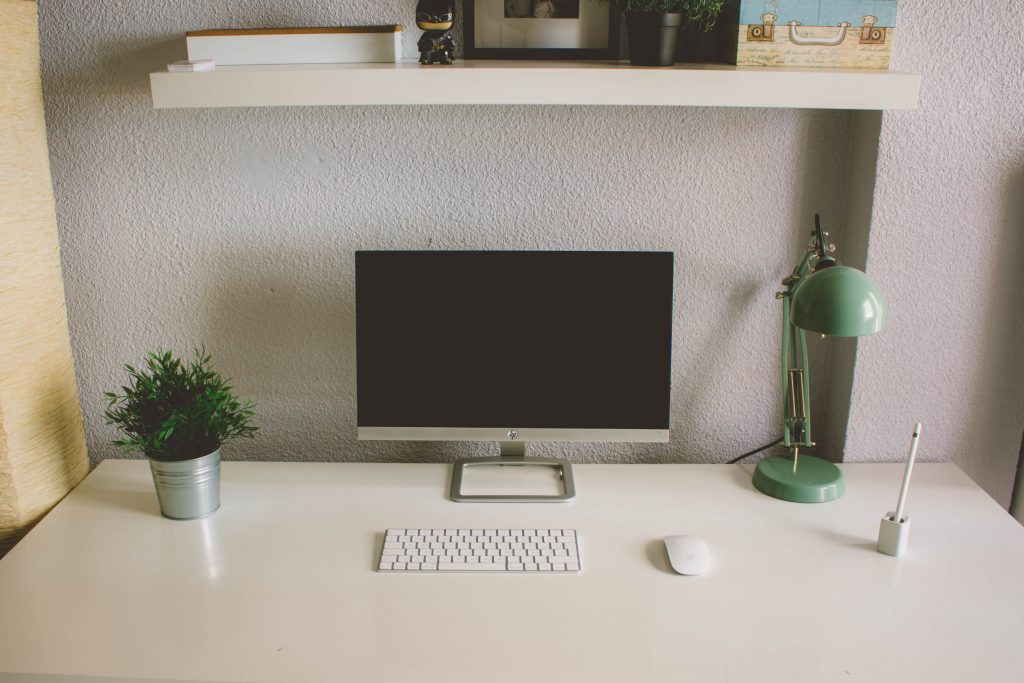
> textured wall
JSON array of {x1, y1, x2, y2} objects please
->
[
  {"x1": 845, "y1": 1, "x2": 1024, "y2": 508},
  {"x1": 38, "y1": 0, "x2": 856, "y2": 468},
  {"x1": 35, "y1": 2, "x2": 1024, "y2": 508},
  {"x1": 0, "y1": 0, "x2": 89, "y2": 556}
]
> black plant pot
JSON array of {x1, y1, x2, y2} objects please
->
[{"x1": 625, "y1": 11, "x2": 683, "y2": 67}]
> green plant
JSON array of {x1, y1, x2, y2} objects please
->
[
  {"x1": 104, "y1": 350, "x2": 257, "y2": 462},
  {"x1": 601, "y1": 0, "x2": 724, "y2": 32}
]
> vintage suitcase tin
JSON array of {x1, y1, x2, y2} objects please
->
[{"x1": 737, "y1": 1, "x2": 897, "y2": 69}]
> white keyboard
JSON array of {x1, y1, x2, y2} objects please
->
[{"x1": 378, "y1": 528, "x2": 581, "y2": 573}]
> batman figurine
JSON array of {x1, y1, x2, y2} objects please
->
[{"x1": 416, "y1": 0, "x2": 456, "y2": 65}]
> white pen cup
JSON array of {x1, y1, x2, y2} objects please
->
[{"x1": 877, "y1": 511, "x2": 910, "y2": 557}]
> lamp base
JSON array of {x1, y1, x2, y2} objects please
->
[{"x1": 752, "y1": 454, "x2": 844, "y2": 503}]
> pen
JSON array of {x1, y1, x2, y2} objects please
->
[{"x1": 893, "y1": 423, "x2": 921, "y2": 523}]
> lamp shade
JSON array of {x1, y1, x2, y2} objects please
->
[{"x1": 790, "y1": 266, "x2": 887, "y2": 337}]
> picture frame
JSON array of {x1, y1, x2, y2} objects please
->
[{"x1": 464, "y1": 0, "x2": 621, "y2": 60}]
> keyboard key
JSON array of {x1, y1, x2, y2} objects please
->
[{"x1": 437, "y1": 562, "x2": 506, "y2": 571}]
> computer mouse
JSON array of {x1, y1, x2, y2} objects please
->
[{"x1": 663, "y1": 535, "x2": 711, "y2": 576}]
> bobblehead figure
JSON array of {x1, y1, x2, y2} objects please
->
[{"x1": 416, "y1": 0, "x2": 456, "y2": 65}]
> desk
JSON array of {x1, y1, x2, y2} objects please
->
[{"x1": 1, "y1": 461, "x2": 1023, "y2": 682}]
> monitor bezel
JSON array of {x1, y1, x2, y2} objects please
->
[{"x1": 357, "y1": 427, "x2": 670, "y2": 442}]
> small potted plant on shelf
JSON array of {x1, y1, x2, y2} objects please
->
[
  {"x1": 601, "y1": 0, "x2": 724, "y2": 66},
  {"x1": 104, "y1": 350, "x2": 258, "y2": 520}
]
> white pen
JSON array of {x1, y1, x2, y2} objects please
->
[{"x1": 893, "y1": 423, "x2": 921, "y2": 523}]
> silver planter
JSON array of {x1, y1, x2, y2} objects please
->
[{"x1": 148, "y1": 449, "x2": 221, "y2": 520}]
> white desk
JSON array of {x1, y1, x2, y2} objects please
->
[{"x1": 1, "y1": 461, "x2": 1023, "y2": 682}]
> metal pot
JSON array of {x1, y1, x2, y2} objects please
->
[
  {"x1": 148, "y1": 449, "x2": 221, "y2": 520},
  {"x1": 626, "y1": 11, "x2": 683, "y2": 67}
]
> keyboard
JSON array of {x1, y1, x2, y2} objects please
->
[{"x1": 378, "y1": 528, "x2": 581, "y2": 573}]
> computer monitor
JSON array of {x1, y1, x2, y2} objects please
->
[{"x1": 355, "y1": 250, "x2": 673, "y2": 502}]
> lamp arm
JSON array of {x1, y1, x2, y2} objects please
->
[
  {"x1": 780, "y1": 289, "x2": 812, "y2": 451},
  {"x1": 779, "y1": 225, "x2": 828, "y2": 453},
  {"x1": 789, "y1": 247, "x2": 816, "y2": 282},
  {"x1": 797, "y1": 325, "x2": 811, "y2": 447},
  {"x1": 781, "y1": 294, "x2": 792, "y2": 446},
  {"x1": 814, "y1": 213, "x2": 828, "y2": 259}
]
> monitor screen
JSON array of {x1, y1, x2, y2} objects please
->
[{"x1": 356, "y1": 251, "x2": 673, "y2": 442}]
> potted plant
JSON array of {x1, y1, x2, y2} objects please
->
[
  {"x1": 601, "y1": 0, "x2": 724, "y2": 66},
  {"x1": 104, "y1": 350, "x2": 258, "y2": 520}
]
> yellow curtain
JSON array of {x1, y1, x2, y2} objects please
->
[{"x1": 0, "y1": 0, "x2": 89, "y2": 556}]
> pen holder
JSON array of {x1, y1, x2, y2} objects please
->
[{"x1": 876, "y1": 511, "x2": 910, "y2": 557}]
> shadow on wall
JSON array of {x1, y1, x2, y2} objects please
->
[
  {"x1": 93, "y1": 38, "x2": 182, "y2": 95},
  {"x1": 200, "y1": 244, "x2": 353, "y2": 458},
  {"x1": 1014, "y1": 431, "x2": 1024, "y2": 522},
  {"x1": 818, "y1": 111, "x2": 883, "y2": 464},
  {"x1": 96, "y1": 2, "x2": 354, "y2": 93},
  {"x1": 632, "y1": 110, "x2": 855, "y2": 464},
  {"x1": 89, "y1": 5, "x2": 447, "y2": 95},
  {"x1": 198, "y1": 243, "x2": 482, "y2": 463},
  {"x1": 782, "y1": 112, "x2": 855, "y2": 462},
  {"x1": 978, "y1": 167, "x2": 1024, "y2": 511},
  {"x1": 204, "y1": 245, "x2": 354, "y2": 402},
  {"x1": 673, "y1": 277, "x2": 765, "y2": 461}
]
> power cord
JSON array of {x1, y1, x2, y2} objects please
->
[{"x1": 727, "y1": 437, "x2": 784, "y2": 464}]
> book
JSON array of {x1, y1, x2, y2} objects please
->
[
  {"x1": 167, "y1": 59, "x2": 216, "y2": 72},
  {"x1": 185, "y1": 25, "x2": 403, "y2": 65}
]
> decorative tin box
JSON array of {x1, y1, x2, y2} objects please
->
[{"x1": 737, "y1": 1, "x2": 897, "y2": 69}]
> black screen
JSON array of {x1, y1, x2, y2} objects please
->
[{"x1": 356, "y1": 251, "x2": 673, "y2": 430}]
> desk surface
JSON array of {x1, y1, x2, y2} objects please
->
[{"x1": 1, "y1": 461, "x2": 1023, "y2": 682}]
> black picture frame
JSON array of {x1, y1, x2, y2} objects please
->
[{"x1": 464, "y1": 1, "x2": 621, "y2": 60}]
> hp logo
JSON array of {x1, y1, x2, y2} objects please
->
[{"x1": 507, "y1": 430, "x2": 518, "y2": 440}]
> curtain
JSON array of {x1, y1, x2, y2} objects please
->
[{"x1": 0, "y1": 0, "x2": 89, "y2": 557}]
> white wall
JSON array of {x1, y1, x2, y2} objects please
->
[{"x1": 36, "y1": 1, "x2": 1024, "y2": 509}]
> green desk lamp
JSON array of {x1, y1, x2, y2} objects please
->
[{"x1": 752, "y1": 215, "x2": 887, "y2": 503}]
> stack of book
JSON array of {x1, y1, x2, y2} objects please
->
[{"x1": 184, "y1": 25, "x2": 403, "y2": 65}]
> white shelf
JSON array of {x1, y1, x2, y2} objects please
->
[{"x1": 150, "y1": 60, "x2": 920, "y2": 110}]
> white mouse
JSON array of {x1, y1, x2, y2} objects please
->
[{"x1": 663, "y1": 535, "x2": 711, "y2": 576}]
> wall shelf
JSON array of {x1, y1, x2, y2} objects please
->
[{"x1": 149, "y1": 60, "x2": 920, "y2": 110}]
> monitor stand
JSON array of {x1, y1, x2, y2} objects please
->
[{"x1": 449, "y1": 441, "x2": 576, "y2": 502}]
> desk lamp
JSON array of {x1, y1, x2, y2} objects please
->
[{"x1": 752, "y1": 215, "x2": 887, "y2": 503}]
